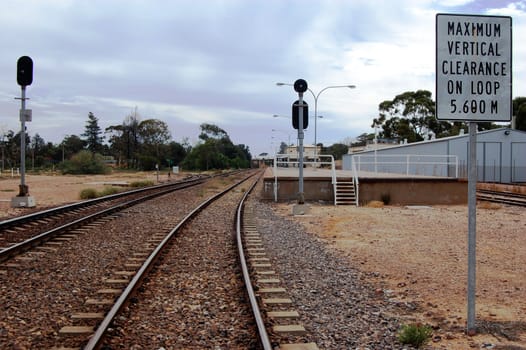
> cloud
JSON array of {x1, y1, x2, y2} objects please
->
[{"x1": 1, "y1": 0, "x2": 525, "y2": 156}]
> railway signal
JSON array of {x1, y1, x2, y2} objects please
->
[
  {"x1": 12, "y1": 56, "x2": 36, "y2": 208},
  {"x1": 17, "y1": 56, "x2": 33, "y2": 87}
]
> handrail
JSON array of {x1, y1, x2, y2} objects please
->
[
  {"x1": 273, "y1": 153, "x2": 336, "y2": 202},
  {"x1": 351, "y1": 154, "x2": 459, "y2": 178},
  {"x1": 351, "y1": 157, "x2": 360, "y2": 206}
]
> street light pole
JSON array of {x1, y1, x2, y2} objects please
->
[{"x1": 276, "y1": 83, "x2": 356, "y2": 162}]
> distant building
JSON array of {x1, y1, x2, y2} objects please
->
[
  {"x1": 343, "y1": 128, "x2": 526, "y2": 184},
  {"x1": 283, "y1": 144, "x2": 320, "y2": 159}
]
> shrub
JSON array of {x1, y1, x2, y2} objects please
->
[
  {"x1": 367, "y1": 200, "x2": 384, "y2": 208},
  {"x1": 62, "y1": 151, "x2": 110, "y2": 175},
  {"x1": 79, "y1": 186, "x2": 121, "y2": 200},
  {"x1": 129, "y1": 180, "x2": 154, "y2": 188},
  {"x1": 398, "y1": 323, "x2": 432, "y2": 348},
  {"x1": 79, "y1": 188, "x2": 98, "y2": 200},
  {"x1": 99, "y1": 186, "x2": 120, "y2": 196},
  {"x1": 137, "y1": 155, "x2": 158, "y2": 171}
]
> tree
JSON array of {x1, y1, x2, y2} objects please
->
[
  {"x1": 166, "y1": 141, "x2": 187, "y2": 166},
  {"x1": 279, "y1": 142, "x2": 287, "y2": 154},
  {"x1": 352, "y1": 133, "x2": 373, "y2": 147},
  {"x1": 30, "y1": 133, "x2": 46, "y2": 168},
  {"x1": 82, "y1": 112, "x2": 104, "y2": 153},
  {"x1": 61, "y1": 135, "x2": 85, "y2": 162},
  {"x1": 323, "y1": 143, "x2": 349, "y2": 160},
  {"x1": 181, "y1": 123, "x2": 251, "y2": 170},
  {"x1": 138, "y1": 119, "x2": 171, "y2": 160},
  {"x1": 374, "y1": 90, "x2": 456, "y2": 142},
  {"x1": 199, "y1": 123, "x2": 228, "y2": 141},
  {"x1": 105, "y1": 109, "x2": 141, "y2": 167},
  {"x1": 513, "y1": 97, "x2": 526, "y2": 131},
  {"x1": 61, "y1": 150, "x2": 109, "y2": 174},
  {"x1": 8, "y1": 131, "x2": 30, "y2": 168},
  {"x1": 1, "y1": 129, "x2": 14, "y2": 169}
]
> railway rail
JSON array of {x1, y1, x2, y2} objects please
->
[
  {"x1": 0, "y1": 169, "x2": 318, "y2": 349},
  {"x1": 0, "y1": 175, "x2": 207, "y2": 263},
  {"x1": 477, "y1": 188, "x2": 526, "y2": 207}
]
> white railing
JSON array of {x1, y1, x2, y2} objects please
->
[
  {"x1": 351, "y1": 157, "x2": 359, "y2": 206},
  {"x1": 351, "y1": 154, "x2": 459, "y2": 178},
  {"x1": 273, "y1": 154, "x2": 336, "y2": 202}
]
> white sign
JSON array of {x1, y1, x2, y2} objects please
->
[{"x1": 436, "y1": 14, "x2": 512, "y2": 121}]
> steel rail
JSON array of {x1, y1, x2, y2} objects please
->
[
  {"x1": 0, "y1": 176, "x2": 206, "y2": 230},
  {"x1": 236, "y1": 172, "x2": 272, "y2": 350},
  {"x1": 0, "y1": 179, "x2": 205, "y2": 263},
  {"x1": 477, "y1": 190, "x2": 526, "y2": 207},
  {"x1": 83, "y1": 171, "x2": 259, "y2": 350}
]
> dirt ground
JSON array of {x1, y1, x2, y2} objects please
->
[
  {"x1": 0, "y1": 172, "x2": 178, "y2": 218},
  {"x1": 1, "y1": 173, "x2": 525, "y2": 349},
  {"x1": 274, "y1": 202, "x2": 526, "y2": 349}
]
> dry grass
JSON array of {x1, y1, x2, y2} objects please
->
[{"x1": 366, "y1": 200, "x2": 385, "y2": 208}]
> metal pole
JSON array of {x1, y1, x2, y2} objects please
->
[
  {"x1": 313, "y1": 92, "x2": 318, "y2": 163},
  {"x1": 467, "y1": 121, "x2": 477, "y2": 335},
  {"x1": 19, "y1": 86, "x2": 27, "y2": 196},
  {"x1": 297, "y1": 92, "x2": 305, "y2": 204}
]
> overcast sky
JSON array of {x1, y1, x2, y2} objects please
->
[{"x1": 1, "y1": 0, "x2": 525, "y2": 156}]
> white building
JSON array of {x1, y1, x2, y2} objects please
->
[{"x1": 343, "y1": 128, "x2": 526, "y2": 184}]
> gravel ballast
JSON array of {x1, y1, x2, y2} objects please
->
[{"x1": 249, "y1": 197, "x2": 408, "y2": 349}]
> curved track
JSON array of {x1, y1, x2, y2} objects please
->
[
  {"x1": 0, "y1": 176, "x2": 206, "y2": 263},
  {"x1": 477, "y1": 188, "x2": 526, "y2": 207},
  {"x1": 1, "y1": 169, "x2": 319, "y2": 349}
]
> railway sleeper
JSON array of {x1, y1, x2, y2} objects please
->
[
  {"x1": 71, "y1": 312, "x2": 105, "y2": 320},
  {"x1": 280, "y1": 343, "x2": 319, "y2": 350},
  {"x1": 104, "y1": 278, "x2": 128, "y2": 285},
  {"x1": 243, "y1": 213, "x2": 319, "y2": 350},
  {"x1": 97, "y1": 288, "x2": 122, "y2": 295},
  {"x1": 58, "y1": 325, "x2": 94, "y2": 336},
  {"x1": 85, "y1": 298, "x2": 114, "y2": 305}
]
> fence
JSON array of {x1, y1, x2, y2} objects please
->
[
  {"x1": 273, "y1": 154, "x2": 336, "y2": 202},
  {"x1": 351, "y1": 154, "x2": 459, "y2": 178}
]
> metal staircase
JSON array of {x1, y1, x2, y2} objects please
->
[{"x1": 334, "y1": 178, "x2": 357, "y2": 206}]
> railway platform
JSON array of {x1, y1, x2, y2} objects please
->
[{"x1": 261, "y1": 166, "x2": 467, "y2": 206}]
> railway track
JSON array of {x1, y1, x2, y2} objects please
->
[
  {"x1": 477, "y1": 188, "x2": 526, "y2": 207},
  {"x1": 0, "y1": 175, "x2": 207, "y2": 263},
  {"x1": 0, "y1": 169, "x2": 319, "y2": 349}
]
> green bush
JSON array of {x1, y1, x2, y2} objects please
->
[
  {"x1": 398, "y1": 323, "x2": 432, "y2": 348},
  {"x1": 62, "y1": 151, "x2": 110, "y2": 175},
  {"x1": 129, "y1": 180, "x2": 154, "y2": 188},
  {"x1": 99, "y1": 186, "x2": 120, "y2": 196},
  {"x1": 79, "y1": 186, "x2": 120, "y2": 200},
  {"x1": 137, "y1": 155, "x2": 158, "y2": 171},
  {"x1": 79, "y1": 188, "x2": 98, "y2": 199}
]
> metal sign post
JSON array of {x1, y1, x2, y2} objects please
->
[
  {"x1": 12, "y1": 56, "x2": 36, "y2": 208},
  {"x1": 297, "y1": 92, "x2": 305, "y2": 204},
  {"x1": 436, "y1": 14, "x2": 512, "y2": 335},
  {"x1": 291, "y1": 79, "x2": 309, "y2": 215},
  {"x1": 467, "y1": 121, "x2": 477, "y2": 334}
]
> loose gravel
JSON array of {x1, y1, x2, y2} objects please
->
[
  {"x1": 1, "y1": 172, "x2": 420, "y2": 349},
  {"x1": 248, "y1": 196, "x2": 411, "y2": 349},
  {"x1": 103, "y1": 186, "x2": 260, "y2": 349},
  {"x1": 0, "y1": 176, "x2": 248, "y2": 349}
]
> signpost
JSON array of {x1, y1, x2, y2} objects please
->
[
  {"x1": 436, "y1": 14, "x2": 512, "y2": 335},
  {"x1": 12, "y1": 56, "x2": 36, "y2": 208},
  {"x1": 292, "y1": 79, "x2": 308, "y2": 208}
]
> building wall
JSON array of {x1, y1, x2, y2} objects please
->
[
  {"x1": 261, "y1": 176, "x2": 467, "y2": 205},
  {"x1": 343, "y1": 128, "x2": 526, "y2": 184}
]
